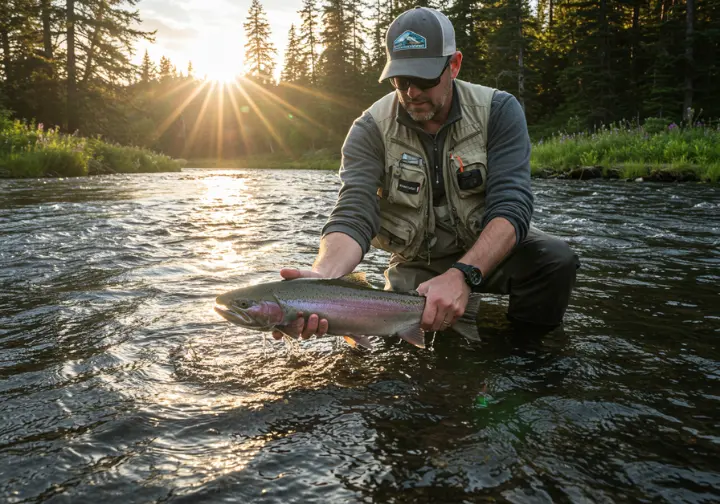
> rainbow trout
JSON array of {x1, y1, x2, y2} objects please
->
[{"x1": 214, "y1": 273, "x2": 481, "y2": 349}]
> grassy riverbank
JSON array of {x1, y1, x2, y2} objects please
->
[
  {"x1": 190, "y1": 118, "x2": 719, "y2": 183},
  {"x1": 5, "y1": 112, "x2": 718, "y2": 183},
  {"x1": 0, "y1": 116, "x2": 182, "y2": 178},
  {"x1": 531, "y1": 118, "x2": 720, "y2": 182}
]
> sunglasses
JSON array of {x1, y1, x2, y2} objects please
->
[{"x1": 389, "y1": 57, "x2": 452, "y2": 92}]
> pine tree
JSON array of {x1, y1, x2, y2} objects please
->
[
  {"x1": 474, "y1": 0, "x2": 532, "y2": 110},
  {"x1": 369, "y1": 0, "x2": 392, "y2": 75},
  {"x1": 187, "y1": 60, "x2": 194, "y2": 78},
  {"x1": 298, "y1": 0, "x2": 319, "y2": 84},
  {"x1": 344, "y1": 0, "x2": 368, "y2": 75},
  {"x1": 319, "y1": 0, "x2": 349, "y2": 86},
  {"x1": 75, "y1": 0, "x2": 155, "y2": 85},
  {"x1": 67, "y1": 0, "x2": 78, "y2": 131},
  {"x1": 158, "y1": 55, "x2": 172, "y2": 81},
  {"x1": 683, "y1": 0, "x2": 694, "y2": 119},
  {"x1": 140, "y1": 49, "x2": 154, "y2": 83},
  {"x1": 244, "y1": 0, "x2": 276, "y2": 82},
  {"x1": 281, "y1": 24, "x2": 306, "y2": 83},
  {"x1": 448, "y1": 0, "x2": 483, "y2": 83}
]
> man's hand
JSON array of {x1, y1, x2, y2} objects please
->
[
  {"x1": 416, "y1": 268, "x2": 471, "y2": 332},
  {"x1": 271, "y1": 268, "x2": 329, "y2": 340}
]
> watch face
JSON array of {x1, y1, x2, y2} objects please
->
[{"x1": 469, "y1": 269, "x2": 483, "y2": 286}]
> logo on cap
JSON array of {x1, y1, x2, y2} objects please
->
[{"x1": 393, "y1": 30, "x2": 427, "y2": 51}]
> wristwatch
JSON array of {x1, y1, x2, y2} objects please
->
[{"x1": 451, "y1": 262, "x2": 483, "y2": 291}]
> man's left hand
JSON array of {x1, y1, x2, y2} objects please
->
[{"x1": 416, "y1": 268, "x2": 471, "y2": 332}]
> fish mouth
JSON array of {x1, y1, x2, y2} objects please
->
[{"x1": 214, "y1": 304, "x2": 259, "y2": 327}]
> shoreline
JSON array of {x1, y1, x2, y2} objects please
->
[
  {"x1": 3, "y1": 160, "x2": 716, "y2": 183},
  {"x1": 186, "y1": 160, "x2": 716, "y2": 183},
  {"x1": 532, "y1": 163, "x2": 716, "y2": 182}
]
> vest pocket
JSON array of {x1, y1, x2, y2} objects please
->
[
  {"x1": 449, "y1": 153, "x2": 487, "y2": 198},
  {"x1": 447, "y1": 151, "x2": 487, "y2": 247},
  {"x1": 371, "y1": 210, "x2": 418, "y2": 257},
  {"x1": 387, "y1": 161, "x2": 426, "y2": 209}
]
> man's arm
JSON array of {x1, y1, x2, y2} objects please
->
[
  {"x1": 459, "y1": 92, "x2": 533, "y2": 274},
  {"x1": 416, "y1": 92, "x2": 533, "y2": 331},
  {"x1": 321, "y1": 111, "x2": 386, "y2": 256},
  {"x1": 456, "y1": 217, "x2": 516, "y2": 277},
  {"x1": 311, "y1": 232, "x2": 363, "y2": 277},
  {"x1": 482, "y1": 92, "x2": 534, "y2": 244},
  {"x1": 273, "y1": 111, "x2": 385, "y2": 340}
]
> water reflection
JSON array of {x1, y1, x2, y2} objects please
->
[{"x1": 0, "y1": 170, "x2": 718, "y2": 502}]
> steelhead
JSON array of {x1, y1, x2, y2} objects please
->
[{"x1": 214, "y1": 272, "x2": 481, "y2": 349}]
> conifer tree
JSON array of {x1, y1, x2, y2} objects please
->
[
  {"x1": 140, "y1": 49, "x2": 154, "y2": 83},
  {"x1": 319, "y1": 0, "x2": 349, "y2": 85},
  {"x1": 369, "y1": 0, "x2": 392, "y2": 75},
  {"x1": 244, "y1": 0, "x2": 276, "y2": 83},
  {"x1": 158, "y1": 55, "x2": 172, "y2": 81},
  {"x1": 281, "y1": 24, "x2": 306, "y2": 83},
  {"x1": 298, "y1": 0, "x2": 319, "y2": 84},
  {"x1": 74, "y1": 0, "x2": 155, "y2": 85},
  {"x1": 67, "y1": 0, "x2": 78, "y2": 131},
  {"x1": 344, "y1": 0, "x2": 368, "y2": 75}
]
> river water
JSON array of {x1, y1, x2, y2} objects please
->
[{"x1": 1, "y1": 169, "x2": 718, "y2": 503}]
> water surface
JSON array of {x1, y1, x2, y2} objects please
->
[{"x1": 1, "y1": 170, "x2": 718, "y2": 502}]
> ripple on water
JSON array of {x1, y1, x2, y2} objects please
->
[{"x1": 0, "y1": 172, "x2": 718, "y2": 502}]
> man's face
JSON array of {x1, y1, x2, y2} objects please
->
[{"x1": 395, "y1": 58, "x2": 454, "y2": 122}]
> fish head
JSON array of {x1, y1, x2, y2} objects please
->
[{"x1": 214, "y1": 283, "x2": 286, "y2": 330}]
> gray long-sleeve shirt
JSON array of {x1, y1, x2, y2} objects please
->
[{"x1": 322, "y1": 89, "x2": 534, "y2": 256}]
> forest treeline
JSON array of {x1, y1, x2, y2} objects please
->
[{"x1": 1, "y1": 0, "x2": 718, "y2": 160}]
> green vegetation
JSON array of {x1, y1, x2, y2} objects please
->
[
  {"x1": 2, "y1": 0, "x2": 719, "y2": 182},
  {"x1": 0, "y1": 113, "x2": 181, "y2": 178},
  {"x1": 531, "y1": 117, "x2": 720, "y2": 182},
  {"x1": 2, "y1": 0, "x2": 720, "y2": 164}
]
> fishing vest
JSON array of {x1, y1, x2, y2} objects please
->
[{"x1": 367, "y1": 79, "x2": 496, "y2": 261}]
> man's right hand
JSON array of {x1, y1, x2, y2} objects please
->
[{"x1": 271, "y1": 268, "x2": 330, "y2": 340}]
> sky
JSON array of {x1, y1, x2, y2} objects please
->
[{"x1": 132, "y1": 0, "x2": 306, "y2": 81}]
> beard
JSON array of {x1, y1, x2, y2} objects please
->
[{"x1": 399, "y1": 80, "x2": 452, "y2": 122}]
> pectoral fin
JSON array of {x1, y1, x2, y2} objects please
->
[
  {"x1": 397, "y1": 324, "x2": 425, "y2": 348},
  {"x1": 274, "y1": 323, "x2": 301, "y2": 338},
  {"x1": 342, "y1": 335, "x2": 373, "y2": 349},
  {"x1": 272, "y1": 294, "x2": 298, "y2": 322}
]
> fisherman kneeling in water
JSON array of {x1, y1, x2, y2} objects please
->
[{"x1": 274, "y1": 7, "x2": 579, "y2": 341}]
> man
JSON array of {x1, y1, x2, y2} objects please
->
[{"x1": 274, "y1": 6, "x2": 579, "y2": 341}]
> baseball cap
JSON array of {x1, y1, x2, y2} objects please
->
[{"x1": 379, "y1": 7, "x2": 456, "y2": 83}]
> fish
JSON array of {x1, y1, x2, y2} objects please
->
[{"x1": 213, "y1": 272, "x2": 481, "y2": 349}]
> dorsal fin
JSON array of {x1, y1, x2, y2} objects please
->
[{"x1": 338, "y1": 272, "x2": 373, "y2": 288}]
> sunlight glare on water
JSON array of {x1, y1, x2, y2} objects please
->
[{"x1": 0, "y1": 169, "x2": 718, "y2": 502}]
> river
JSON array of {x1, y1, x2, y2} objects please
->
[{"x1": 1, "y1": 169, "x2": 718, "y2": 502}]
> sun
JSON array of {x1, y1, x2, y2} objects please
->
[
  {"x1": 188, "y1": 32, "x2": 245, "y2": 82},
  {"x1": 204, "y1": 68, "x2": 241, "y2": 83}
]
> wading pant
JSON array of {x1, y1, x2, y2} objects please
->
[{"x1": 383, "y1": 227, "x2": 580, "y2": 328}]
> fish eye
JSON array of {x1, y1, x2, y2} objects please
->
[{"x1": 234, "y1": 300, "x2": 252, "y2": 309}]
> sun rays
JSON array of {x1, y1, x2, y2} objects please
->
[{"x1": 151, "y1": 75, "x2": 369, "y2": 161}]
